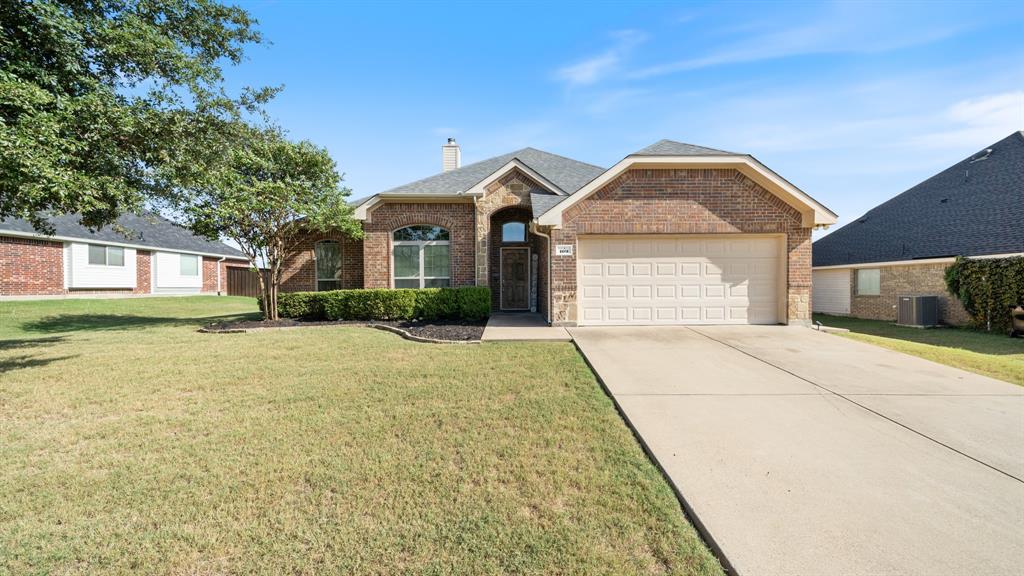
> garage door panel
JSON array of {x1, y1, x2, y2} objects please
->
[{"x1": 578, "y1": 236, "x2": 781, "y2": 326}]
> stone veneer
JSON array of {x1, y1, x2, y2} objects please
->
[
  {"x1": 547, "y1": 168, "x2": 812, "y2": 325},
  {"x1": 849, "y1": 262, "x2": 969, "y2": 325}
]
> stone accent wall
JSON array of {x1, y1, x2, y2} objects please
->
[
  {"x1": 280, "y1": 230, "x2": 364, "y2": 292},
  {"x1": 362, "y1": 202, "x2": 475, "y2": 288},
  {"x1": 0, "y1": 236, "x2": 65, "y2": 296},
  {"x1": 474, "y1": 170, "x2": 547, "y2": 285},
  {"x1": 488, "y1": 206, "x2": 532, "y2": 310},
  {"x1": 849, "y1": 262, "x2": 969, "y2": 325},
  {"x1": 549, "y1": 168, "x2": 811, "y2": 325}
]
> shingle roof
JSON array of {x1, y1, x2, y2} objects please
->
[
  {"x1": 379, "y1": 147, "x2": 605, "y2": 196},
  {"x1": 632, "y1": 139, "x2": 738, "y2": 156},
  {"x1": 529, "y1": 192, "x2": 566, "y2": 218},
  {"x1": 813, "y1": 131, "x2": 1024, "y2": 267},
  {"x1": 0, "y1": 212, "x2": 246, "y2": 258}
]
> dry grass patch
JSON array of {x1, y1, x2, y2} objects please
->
[{"x1": 1, "y1": 297, "x2": 721, "y2": 575}]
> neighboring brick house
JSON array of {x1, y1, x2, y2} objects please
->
[
  {"x1": 282, "y1": 138, "x2": 836, "y2": 326},
  {"x1": 812, "y1": 131, "x2": 1024, "y2": 325},
  {"x1": 0, "y1": 212, "x2": 249, "y2": 298}
]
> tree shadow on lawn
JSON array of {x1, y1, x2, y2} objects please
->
[
  {"x1": 814, "y1": 314, "x2": 1024, "y2": 357},
  {"x1": 0, "y1": 336, "x2": 77, "y2": 374},
  {"x1": 20, "y1": 312, "x2": 261, "y2": 335}
]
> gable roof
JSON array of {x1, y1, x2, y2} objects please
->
[
  {"x1": 538, "y1": 138, "x2": 836, "y2": 227},
  {"x1": 379, "y1": 147, "x2": 605, "y2": 197},
  {"x1": 0, "y1": 212, "x2": 246, "y2": 258},
  {"x1": 813, "y1": 131, "x2": 1024, "y2": 267},
  {"x1": 633, "y1": 139, "x2": 738, "y2": 156}
]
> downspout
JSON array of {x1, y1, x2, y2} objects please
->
[
  {"x1": 471, "y1": 193, "x2": 479, "y2": 287},
  {"x1": 216, "y1": 256, "x2": 226, "y2": 295},
  {"x1": 530, "y1": 222, "x2": 552, "y2": 325}
]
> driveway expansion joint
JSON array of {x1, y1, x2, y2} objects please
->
[{"x1": 686, "y1": 326, "x2": 1024, "y2": 484}]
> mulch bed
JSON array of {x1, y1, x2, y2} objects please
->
[{"x1": 202, "y1": 318, "x2": 486, "y2": 341}]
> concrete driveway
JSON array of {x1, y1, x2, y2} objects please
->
[{"x1": 570, "y1": 325, "x2": 1024, "y2": 576}]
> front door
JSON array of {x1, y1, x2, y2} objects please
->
[{"x1": 500, "y1": 248, "x2": 530, "y2": 310}]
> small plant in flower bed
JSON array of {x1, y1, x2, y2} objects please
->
[{"x1": 269, "y1": 287, "x2": 491, "y2": 322}]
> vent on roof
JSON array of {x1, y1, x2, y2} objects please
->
[
  {"x1": 969, "y1": 148, "x2": 993, "y2": 163},
  {"x1": 857, "y1": 217, "x2": 868, "y2": 224}
]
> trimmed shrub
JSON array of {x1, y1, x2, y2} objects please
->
[
  {"x1": 273, "y1": 292, "x2": 326, "y2": 319},
  {"x1": 413, "y1": 288, "x2": 459, "y2": 321},
  {"x1": 275, "y1": 287, "x2": 492, "y2": 322},
  {"x1": 945, "y1": 256, "x2": 1024, "y2": 332},
  {"x1": 455, "y1": 286, "x2": 491, "y2": 321}
]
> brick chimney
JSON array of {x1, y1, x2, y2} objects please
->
[{"x1": 442, "y1": 138, "x2": 461, "y2": 172}]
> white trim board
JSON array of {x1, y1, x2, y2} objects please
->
[
  {"x1": 537, "y1": 155, "x2": 837, "y2": 228},
  {"x1": 463, "y1": 159, "x2": 566, "y2": 197}
]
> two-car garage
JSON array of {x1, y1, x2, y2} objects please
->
[{"x1": 576, "y1": 235, "x2": 784, "y2": 326}]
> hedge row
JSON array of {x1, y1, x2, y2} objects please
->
[
  {"x1": 945, "y1": 256, "x2": 1024, "y2": 332},
  {"x1": 273, "y1": 287, "x2": 491, "y2": 322}
]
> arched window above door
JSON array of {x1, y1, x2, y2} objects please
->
[{"x1": 501, "y1": 221, "x2": 526, "y2": 243}]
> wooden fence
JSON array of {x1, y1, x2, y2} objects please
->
[{"x1": 226, "y1": 267, "x2": 270, "y2": 298}]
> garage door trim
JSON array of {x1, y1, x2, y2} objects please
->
[{"x1": 576, "y1": 234, "x2": 787, "y2": 326}]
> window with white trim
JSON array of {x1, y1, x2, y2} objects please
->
[
  {"x1": 179, "y1": 254, "x2": 199, "y2": 276},
  {"x1": 315, "y1": 240, "x2": 342, "y2": 291},
  {"x1": 87, "y1": 244, "x2": 125, "y2": 266},
  {"x1": 856, "y1": 268, "x2": 880, "y2": 296},
  {"x1": 392, "y1": 225, "x2": 450, "y2": 288}
]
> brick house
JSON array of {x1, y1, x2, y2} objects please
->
[
  {"x1": 0, "y1": 212, "x2": 249, "y2": 298},
  {"x1": 283, "y1": 138, "x2": 837, "y2": 326},
  {"x1": 812, "y1": 131, "x2": 1024, "y2": 325}
]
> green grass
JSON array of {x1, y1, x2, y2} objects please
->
[
  {"x1": 814, "y1": 313, "x2": 1024, "y2": 386},
  {"x1": 0, "y1": 297, "x2": 721, "y2": 575}
]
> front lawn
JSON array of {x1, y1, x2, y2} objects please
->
[
  {"x1": 814, "y1": 313, "x2": 1024, "y2": 386},
  {"x1": 0, "y1": 297, "x2": 721, "y2": 575}
]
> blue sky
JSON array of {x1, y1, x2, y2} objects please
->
[{"x1": 228, "y1": 1, "x2": 1024, "y2": 237}]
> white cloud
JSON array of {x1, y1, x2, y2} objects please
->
[
  {"x1": 630, "y1": 6, "x2": 966, "y2": 78},
  {"x1": 909, "y1": 91, "x2": 1024, "y2": 149},
  {"x1": 555, "y1": 30, "x2": 646, "y2": 86}
]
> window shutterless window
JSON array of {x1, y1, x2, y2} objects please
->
[
  {"x1": 392, "y1": 225, "x2": 450, "y2": 288},
  {"x1": 856, "y1": 268, "x2": 880, "y2": 296},
  {"x1": 179, "y1": 254, "x2": 199, "y2": 276},
  {"x1": 87, "y1": 245, "x2": 125, "y2": 266},
  {"x1": 502, "y1": 222, "x2": 526, "y2": 243},
  {"x1": 315, "y1": 240, "x2": 341, "y2": 291}
]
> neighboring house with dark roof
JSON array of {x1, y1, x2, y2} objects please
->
[
  {"x1": 812, "y1": 131, "x2": 1024, "y2": 324},
  {"x1": 281, "y1": 138, "x2": 836, "y2": 326},
  {"x1": 0, "y1": 212, "x2": 250, "y2": 298}
]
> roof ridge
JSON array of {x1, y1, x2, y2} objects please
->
[{"x1": 519, "y1": 146, "x2": 606, "y2": 170}]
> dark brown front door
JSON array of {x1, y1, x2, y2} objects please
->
[{"x1": 501, "y1": 248, "x2": 530, "y2": 310}]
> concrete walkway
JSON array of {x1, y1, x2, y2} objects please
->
[
  {"x1": 481, "y1": 313, "x2": 571, "y2": 341},
  {"x1": 570, "y1": 325, "x2": 1024, "y2": 576}
]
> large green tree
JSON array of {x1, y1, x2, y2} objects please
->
[
  {"x1": 179, "y1": 125, "x2": 361, "y2": 321},
  {"x1": 0, "y1": 0, "x2": 271, "y2": 233}
]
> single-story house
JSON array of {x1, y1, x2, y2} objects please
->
[
  {"x1": 0, "y1": 212, "x2": 249, "y2": 298},
  {"x1": 812, "y1": 131, "x2": 1024, "y2": 324},
  {"x1": 281, "y1": 138, "x2": 837, "y2": 326}
]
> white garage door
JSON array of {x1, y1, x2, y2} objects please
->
[
  {"x1": 577, "y1": 236, "x2": 782, "y2": 326},
  {"x1": 812, "y1": 269, "x2": 851, "y2": 315}
]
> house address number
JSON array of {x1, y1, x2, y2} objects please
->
[{"x1": 556, "y1": 245, "x2": 573, "y2": 256}]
